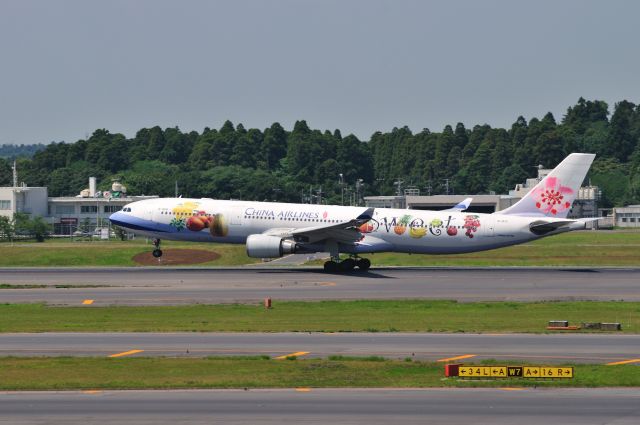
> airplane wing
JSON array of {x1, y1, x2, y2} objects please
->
[
  {"x1": 441, "y1": 197, "x2": 472, "y2": 212},
  {"x1": 264, "y1": 208, "x2": 375, "y2": 244}
]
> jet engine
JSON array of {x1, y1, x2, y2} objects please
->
[{"x1": 246, "y1": 234, "x2": 298, "y2": 258}]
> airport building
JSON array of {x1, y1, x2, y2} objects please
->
[
  {"x1": 613, "y1": 205, "x2": 640, "y2": 228},
  {"x1": 0, "y1": 177, "x2": 157, "y2": 235}
]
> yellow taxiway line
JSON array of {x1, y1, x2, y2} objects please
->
[
  {"x1": 606, "y1": 358, "x2": 640, "y2": 366},
  {"x1": 108, "y1": 349, "x2": 144, "y2": 358},
  {"x1": 436, "y1": 354, "x2": 476, "y2": 362},
  {"x1": 274, "y1": 351, "x2": 310, "y2": 360}
]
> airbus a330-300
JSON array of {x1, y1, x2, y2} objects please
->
[{"x1": 110, "y1": 153, "x2": 597, "y2": 272}]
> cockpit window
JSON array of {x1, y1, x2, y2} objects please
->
[{"x1": 123, "y1": 207, "x2": 132, "y2": 212}]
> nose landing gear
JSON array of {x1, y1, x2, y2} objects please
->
[{"x1": 152, "y1": 238, "x2": 163, "y2": 258}]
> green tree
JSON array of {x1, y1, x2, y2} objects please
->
[
  {"x1": 0, "y1": 216, "x2": 14, "y2": 241},
  {"x1": 534, "y1": 131, "x2": 565, "y2": 168},
  {"x1": 13, "y1": 213, "x2": 51, "y2": 242},
  {"x1": 0, "y1": 158, "x2": 13, "y2": 186},
  {"x1": 262, "y1": 122, "x2": 287, "y2": 170},
  {"x1": 606, "y1": 100, "x2": 637, "y2": 162}
]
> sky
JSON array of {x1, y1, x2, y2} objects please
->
[{"x1": 1, "y1": 0, "x2": 639, "y2": 145}]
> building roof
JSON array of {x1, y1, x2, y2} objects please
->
[{"x1": 48, "y1": 195, "x2": 158, "y2": 203}]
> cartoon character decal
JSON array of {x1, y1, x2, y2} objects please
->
[
  {"x1": 532, "y1": 177, "x2": 574, "y2": 216},
  {"x1": 463, "y1": 215, "x2": 481, "y2": 238}
]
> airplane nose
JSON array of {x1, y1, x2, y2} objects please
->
[{"x1": 109, "y1": 211, "x2": 127, "y2": 226}]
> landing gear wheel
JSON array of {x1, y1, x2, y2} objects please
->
[
  {"x1": 340, "y1": 258, "x2": 356, "y2": 272},
  {"x1": 324, "y1": 260, "x2": 339, "y2": 272},
  {"x1": 356, "y1": 258, "x2": 371, "y2": 271},
  {"x1": 152, "y1": 238, "x2": 162, "y2": 258}
]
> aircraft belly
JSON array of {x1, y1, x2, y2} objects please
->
[{"x1": 369, "y1": 229, "x2": 524, "y2": 255}]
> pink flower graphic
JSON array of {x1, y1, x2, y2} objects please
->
[{"x1": 532, "y1": 177, "x2": 573, "y2": 215}]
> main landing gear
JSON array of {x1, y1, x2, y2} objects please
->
[
  {"x1": 152, "y1": 238, "x2": 163, "y2": 258},
  {"x1": 323, "y1": 256, "x2": 371, "y2": 273}
]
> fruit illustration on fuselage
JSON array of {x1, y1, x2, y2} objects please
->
[
  {"x1": 430, "y1": 218, "x2": 443, "y2": 228},
  {"x1": 394, "y1": 215, "x2": 411, "y2": 235},
  {"x1": 186, "y1": 216, "x2": 205, "y2": 231},
  {"x1": 172, "y1": 201, "x2": 200, "y2": 216},
  {"x1": 446, "y1": 226, "x2": 457, "y2": 236},
  {"x1": 185, "y1": 210, "x2": 213, "y2": 232},
  {"x1": 409, "y1": 225, "x2": 427, "y2": 238},
  {"x1": 358, "y1": 221, "x2": 375, "y2": 233},
  {"x1": 463, "y1": 215, "x2": 481, "y2": 239},
  {"x1": 209, "y1": 213, "x2": 228, "y2": 237}
]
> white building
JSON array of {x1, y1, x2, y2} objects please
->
[
  {"x1": 0, "y1": 177, "x2": 157, "y2": 235},
  {"x1": 0, "y1": 185, "x2": 49, "y2": 219},
  {"x1": 613, "y1": 205, "x2": 640, "y2": 228}
]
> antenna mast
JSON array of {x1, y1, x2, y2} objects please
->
[{"x1": 12, "y1": 160, "x2": 17, "y2": 187}]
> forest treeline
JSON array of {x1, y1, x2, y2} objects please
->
[
  {"x1": 1, "y1": 97, "x2": 639, "y2": 207},
  {"x1": 0, "y1": 143, "x2": 45, "y2": 159}
]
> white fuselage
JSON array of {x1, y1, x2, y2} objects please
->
[{"x1": 110, "y1": 198, "x2": 577, "y2": 255}]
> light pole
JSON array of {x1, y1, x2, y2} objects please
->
[
  {"x1": 339, "y1": 173, "x2": 344, "y2": 205},
  {"x1": 355, "y1": 179, "x2": 364, "y2": 206}
]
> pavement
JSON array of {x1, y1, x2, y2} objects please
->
[
  {"x1": 2, "y1": 388, "x2": 639, "y2": 425},
  {"x1": 257, "y1": 252, "x2": 330, "y2": 266},
  {"x1": 1, "y1": 332, "x2": 639, "y2": 364},
  {"x1": 1, "y1": 267, "x2": 640, "y2": 305}
]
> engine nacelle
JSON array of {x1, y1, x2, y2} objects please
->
[{"x1": 246, "y1": 234, "x2": 298, "y2": 258}]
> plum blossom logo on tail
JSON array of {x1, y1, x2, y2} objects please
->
[{"x1": 533, "y1": 177, "x2": 573, "y2": 215}]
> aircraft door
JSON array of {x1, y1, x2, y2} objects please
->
[
  {"x1": 229, "y1": 205, "x2": 246, "y2": 226},
  {"x1": 144, "y1": 205, "x2": 154, "y2": 221},
  {"x1": 483, "y1": 215, "x2": 495, "y2": 237}
]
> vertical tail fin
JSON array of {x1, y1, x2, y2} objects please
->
[{"x1": 499, "y1": 153, "x2": 595, "y2": 218}]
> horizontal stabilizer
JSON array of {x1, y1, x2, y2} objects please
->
[{"x1": 529, "y1": 219, "x2": 586, "y2": 235}]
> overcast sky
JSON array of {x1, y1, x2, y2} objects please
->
[{"x1": 1, "y1": 0, "x2": 639, "y2": 145}]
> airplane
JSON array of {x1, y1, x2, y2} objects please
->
[{"x1": 109, "y1": 153, "x2": 596, "y2": 272}]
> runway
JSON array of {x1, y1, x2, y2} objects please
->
[
  {"x1": 1, "y1": 332, "x2": 638, "y2": 364},
  {"x1": 1, "y1": 267, "x2": 640, "y2": 305},
  {"x1": 2, "y1": 388, "x2": 639, "y2": 425}
]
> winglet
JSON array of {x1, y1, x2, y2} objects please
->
[
  {"x1": 356, "y1": 207, "x2": 375, "y2": 222},
  {"x1": 443, "y1": 197, "x2": 472, "y2": 212}
]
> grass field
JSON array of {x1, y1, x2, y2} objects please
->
[
  {"x1": 0, "y1": 357, "x2": 637, "y2": 390},
  {"x1": 1, "y1": 301, "x2": 638, "y2": 333},
  {"x1": 0, "y1": 239, "x2": 257, "y2": 267},
  {"x1": 0, "y1": 231, "x2": 638, "y2": 267}
]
